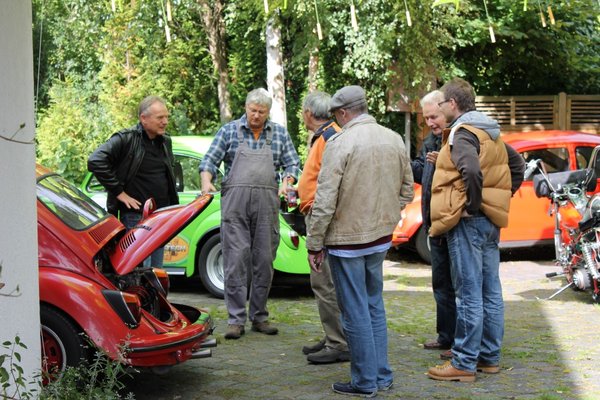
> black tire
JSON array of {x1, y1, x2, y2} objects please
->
[
  {"x1": 198, "y1": 235, "x2": 225, "y2": 299},
  {"x1": 40, "y1": 305, "x2": 89, "y2": 381},
  {"x1": 415, "y1": 226, "x2": 432, "y2": 265}
]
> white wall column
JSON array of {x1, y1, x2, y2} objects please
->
[{"x1": 0, "y1": 0, "x2": 41, "y2": 392}]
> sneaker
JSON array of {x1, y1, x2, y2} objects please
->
[
  {"x1": 440, "y1": 349, "x2": 452, "y2": 360},
  {"x1": 331, "y1": 382, "x2": 376, "y2": 398},
  {"x1": 427, "y1": 361, "x2": 476, "y2": 382},
  {"x1": 251, "y1": 321, "x2": 278, "y2": 335},
  {"x1": 477, "y1": 362, "x2": 500, "y2": 374},
  {"x1": 378, "y1": 382, "x2": 393, "y2": 391},
  {"x1": 224, "y1": 324, "x2": 245, "y2": 340},
  {"x1": 302, "y1": 338, "x2": 326, "y2": 355},
  {"x1": 307, "y1": 346, "x2": 350, "y2": 364},
  {"x1": 423, "y1": 340, "x2": 451, "y2": 350}
]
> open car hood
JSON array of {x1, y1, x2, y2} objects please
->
[{"x1": 110, "y1": 194, "x2": 213, "y2": 275}]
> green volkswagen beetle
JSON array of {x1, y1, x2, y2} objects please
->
[{"x1": 80, "y1": 135, "x2": 309, "y2": 298}]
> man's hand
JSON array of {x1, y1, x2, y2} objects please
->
[
  {"x1": 308, "y1": 249, "x2": 325, "y2": 273},
  {"x1": 426, "y1": 151, "x2": 439, "y2": 164},
  {"x1": 278, "y1": 176, "x2": 294, "y2": 197},
  {"x1": 116, "y1": 192, "x2": 141, "y2": 210},
  {"x1": 200, "y1": 171, "x2": 216, "y2": 194}
]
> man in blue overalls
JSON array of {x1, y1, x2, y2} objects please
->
[{"x1": 200, "y1": 88, "x2": 300, "y2": 340}]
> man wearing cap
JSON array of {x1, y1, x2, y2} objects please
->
[{"x1": 305, "y1": 85, "x2": 414, "y2": 397}]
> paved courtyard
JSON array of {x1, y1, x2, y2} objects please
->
[{"x1": 124, "y1": 249, "x2": 600, "y2": 400}]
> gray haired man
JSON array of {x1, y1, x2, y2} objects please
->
[
  {"x1": 200, "y1": 88, "x2": 300, "y2": 340},
  {"x1": 298, "y1": 91, "x2": 349, "y2": 364}
]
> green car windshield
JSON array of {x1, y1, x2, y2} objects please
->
[{"x1": 37, "y1": 173, "x2": 106, "y2": 230}]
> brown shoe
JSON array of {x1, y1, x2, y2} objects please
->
[
  {"x1": 224, "y1": 324, "x2": 245, "y2": 339},
  {"x1": 440, "y1": 349, "x2": 453, "y2": 360},
  {"x1": 428, "y1": 361, "x2": 476, "y2": 382},
  {"x1": 423, "y1": 340, "x2": 451, "y2": 350},
  {"x1": 477, "y1": 362, "x2": 500, "y2": 374},
  {"x1": 251, "y1": 321, "x2": 278, "y2": 335}
]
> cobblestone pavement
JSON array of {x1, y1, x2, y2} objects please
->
[{"x1": 124, "y1": 249, "x2": 600, "y2": 400}]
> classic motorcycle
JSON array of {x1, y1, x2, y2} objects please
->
[{"x1": 527, "y1": 145, "x2": 600, "y2": 301}]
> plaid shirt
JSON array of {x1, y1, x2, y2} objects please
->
[{"x1": 200, "y1": 114, "x2": 300, "y2": 181}]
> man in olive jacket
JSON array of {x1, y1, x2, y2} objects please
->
[
  {"x1": 88, "y1": 95, "x2": 179, "y2": 268},
  {"x1": 306, "y1": 85, "x2": 414, "y2": 397}
]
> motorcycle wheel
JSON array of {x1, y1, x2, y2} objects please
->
[
  {"x1": 41, "y1": 305, "x2": 89, "y2": 384},
  {"x1": 198, "y1": 234, "x2": 225, "y2": 299}
]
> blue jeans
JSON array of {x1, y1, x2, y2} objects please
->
[
  {"x1": 328, "y1": 251, "x2": 393, "y2": 392},
  {"x1": 446, "y1": 215, "x2": 504, "y2": 372},
  {"x1": 120, "y1": 211, "x2": 165, "y2": 268},
  {"x1": 429, "y1": 235, "x2": 455, "y2": 347}
]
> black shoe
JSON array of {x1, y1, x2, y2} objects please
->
[
  {"x1": 332, "y1": 382, "x2": 376, "y2": 398},
  {"x1": 378, "y1": 381, "x2": 393, "y2": 391},
  {"x1": 302, "y1": 338, "x2": 326, "y2": 355},
  {"x1": 307, "y1": 346, "x2": 351, "y2": 364}
]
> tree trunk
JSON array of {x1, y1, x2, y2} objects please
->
[
  {"x1": 266, "y1": 12, "x2": 286, "y2": 128},
  {"x1": 307, "y1": 47, "x2": 319, "y2": 93},
  {"x1": 198, "y1": 0, "x2": 232, "y2": 123}
]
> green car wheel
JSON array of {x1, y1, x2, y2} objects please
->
[{"x1": 198, "y1": 234, "x2": 225, "y2": 298}]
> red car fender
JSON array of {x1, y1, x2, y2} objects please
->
[
  {"x1": 392, "y1": 185, "x2": 423, "y2": 246},
  {"x1": 39, "y1": 267, "x2": 157, "y2": 359}
]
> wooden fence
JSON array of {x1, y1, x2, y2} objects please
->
[{"x1": 476, "y1": 93, "x2": 600, "y2": 134}]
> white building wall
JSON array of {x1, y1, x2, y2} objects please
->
[{"x1": 0, "y1": 0, "x2": 41, "y2": 391}]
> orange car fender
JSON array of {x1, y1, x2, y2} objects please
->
[{"x1": 392, "y1": 185, "x2": 423, "y2": 246}]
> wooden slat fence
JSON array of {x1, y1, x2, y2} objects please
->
[{"x1": 476, "y1": 93, "x2": 600, "y2": 133}]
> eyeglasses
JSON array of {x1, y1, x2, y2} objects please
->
[{"x1": 437, "y1": 98, "x2": 452, "y2": 107}]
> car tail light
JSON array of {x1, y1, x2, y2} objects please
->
[
  {"x1": 102, "y1": 290, "x2": 142, "y2": 328},
  {"x1": 289, "y1": 230, "x2": 299, "y2": 249},
  {"x1": 153, "y1": 267, "x2": 170, "y2": 296}
]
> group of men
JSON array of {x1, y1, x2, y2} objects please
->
[{"x1": 88, "y1": 77, "x2": 524, "y2": 398}]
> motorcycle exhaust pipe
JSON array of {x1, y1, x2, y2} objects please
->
[{"x1": 545, "y1": 272, "x2": 564, "y2": 278}]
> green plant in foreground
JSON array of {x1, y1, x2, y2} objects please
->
[
  {"x1": 40, "y1": 350, "x2": 136, "y2": 400},
  {"x1": 1, "y1": 336, "x2": 38, "y2": 400},
  {"x1": 1, "y1": 335, "x2": 136, "y2": 400}
]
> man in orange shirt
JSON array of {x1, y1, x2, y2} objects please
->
[{"x1": 297, "y1": 91, "x2": 350, "y2": 364}]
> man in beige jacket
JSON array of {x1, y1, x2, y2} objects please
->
[{"x1": 306, "y1": 85, "x2": 414, "y2": 397}]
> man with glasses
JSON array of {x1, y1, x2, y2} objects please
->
[{"x1": 426, "y1": 78, "x2": 524, "y2": 382}]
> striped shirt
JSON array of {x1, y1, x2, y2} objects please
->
[{"x1": 199, "y1": 114, "x2": 300, "y2": 181}]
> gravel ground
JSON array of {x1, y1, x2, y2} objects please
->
[{"x1": 123, "y1": 247, "x2": 600, "y2": 400}]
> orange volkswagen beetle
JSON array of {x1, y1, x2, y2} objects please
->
[{"x1": 393, "y1": 130, "x2": 600, "y2": 263}]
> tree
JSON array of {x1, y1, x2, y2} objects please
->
[{"x1": 198, "y1": 0, "x2": 233, "y2": 123}]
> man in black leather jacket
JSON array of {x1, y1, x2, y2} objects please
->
[{"x1": 88, "y1": 95, "x2": 178, "y2": 267}]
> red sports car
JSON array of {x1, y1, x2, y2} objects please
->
[
  {"x1": 393, "y1": 130, "x2": 600, "y2": 263},
  {"x1": 37, "y1": 164, "x2": 216, "y2": 381}
]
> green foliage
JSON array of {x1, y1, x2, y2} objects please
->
[
  {"x1": 40, "y1": 352, "x2": 136, "y2": 400},
  {"x1": 33, "y1": 0, "x2": 600, "y2": 177},
  {"x1": 1, "y1": 336, "x2": 135, "y2": 400},
  {"x1": 1, "y1": 336, "x2": 38, "y2": 400},
  {"x1": 36, "y1": 78, "x2": 117, "y2": 184}
]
